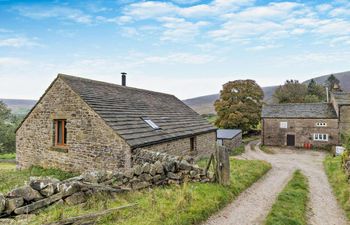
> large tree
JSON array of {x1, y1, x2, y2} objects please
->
[
  {"x1": 273, "y1": 80, "x2": 308, "y2": 103},
  {"x1": 305, "y1": 79, "x2": 327, "y2": 102},
  {"x1": 214, "y1": 80, "x2": 264, "y2": 133},
  {"x1": 326, "y1": 74, "x2": 341, "y2": 91}
]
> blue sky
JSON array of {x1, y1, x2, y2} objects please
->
[{"x1": 1, "y1": 0, "x2": 350, "y2": 100}]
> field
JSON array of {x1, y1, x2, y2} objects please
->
[{"x1": 0, "y1": 159, "x2": 271, "y2": 225}]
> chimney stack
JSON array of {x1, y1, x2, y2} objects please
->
[{"x1": 121, "y1": 72, "x2": 127, "y2": 86}]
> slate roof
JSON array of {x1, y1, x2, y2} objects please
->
[
  {"x1": 217, "y1": 129, "x2": 242, "y2": 139},
  {"x1": 332, "y1": 92, "x2": 350, "y2": 105},
  {"x1": 262, "y1": 103, "x2": 337, "y2": 119},
  {"x1": 59, "y1": 74, "x2": 216, "y2": 148}
]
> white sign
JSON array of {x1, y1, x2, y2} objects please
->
[
  {"x1": 280, "y1": 122, "x2": 288, "y2": 129},
  {"x1": 336, "y1": 146, "x2": 345, "y2": 156}
]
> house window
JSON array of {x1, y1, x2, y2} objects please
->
[
  {"x1": 54, "y1": 119, "x2": 67, "y2": 146},
  {"x1": 316, "y1": 122, "x2": 327, "y2": 127},
  {"x1": 313, "y1": 133, "x2": 328, "y2": 142},
  {"x1": 280, "y1": 122, "x2": 288, "y2": 129},
  {"x1": 143, "y1": 118, "x2": 159, "y2": 129},
  {"x1": 190, "y1": 137, "x2": 196, "y2": 151}
]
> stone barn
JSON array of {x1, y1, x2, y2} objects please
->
[
  {"x1": 262, "y1": 91, "x2": 350, "y2": 148},
  {"x1": 16, "y1": 74, "x2": 217, "y2": 173},
  {"x1": 216, "y1": 129, "x2": 242, "y2": 150}
]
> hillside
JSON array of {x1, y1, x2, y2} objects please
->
[
  {"x1": 184, "y1": 71, "x2": 350, "y2": 115},
  {"x1": 0, "y1": 99, "x2": 36, "y2": 115}
]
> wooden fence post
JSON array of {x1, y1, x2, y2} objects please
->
[{"x1": 215, "y1": 146, "x2": 230, "y2": 186}]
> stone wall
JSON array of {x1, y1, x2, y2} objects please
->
[
  {"x1": 339, "y1": 105, "x2": 350, "y2": 135},
  {"x1": 16, "y1": 78, "x2": 132, "y2": 173},
  {"x1": 137, "y1": 132, "x2": 216, "y2": 159},
  {"x1": 221, "y1": 133, "x2": 242, "y2": 150},
  {"x1": 262, "y1": 118, "x2": 339, "y2": 147},
  {"x1": 1, "y1": 150, "x2": 211, "y2": 219}
]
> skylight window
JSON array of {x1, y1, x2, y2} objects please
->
[{"x1": 143, "y1": 119, "x2": 159, "y2": 129}]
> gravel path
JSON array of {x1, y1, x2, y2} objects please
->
[{"x1": 204, "y1": 141, "x2": 348, "y2": 225}]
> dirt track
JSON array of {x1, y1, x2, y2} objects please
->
[{"x1": 204, "y1": 142, "x2": 348, "y2": 225}]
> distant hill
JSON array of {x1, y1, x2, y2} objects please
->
[
  {"x1": 183, "y1": 71, "x2": 350, "y2": 115},
  {"x1": 0, "y1": 99, "x2": 36, "y2": 115}
]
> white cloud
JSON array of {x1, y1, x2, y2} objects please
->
[
  {"x1": 14, "y1": 6, "x2": 93, "y2": 24},
  {"x1": 247, "y1": 44, "x2": 281, "y2": 51},
  {"x1": 0, "y1": 57, "x2": 28, "y2": 66},
  {"x1": 0, "y1": 37, "x2": 39, "y2": 48}
]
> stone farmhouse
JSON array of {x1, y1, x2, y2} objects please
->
[
  {"x1": 16, "y1": 74, "x2": 217, "y2": 173},
  {"x1": 262, "y1": 92, "x2": 350, "y2": 148}
]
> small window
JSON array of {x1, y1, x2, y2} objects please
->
[
  {"x1": 54, "y1": 119, "x2": 67, "y2": 146},
  {"x1": 316, "y1": 122, "x2": 327, "y2": 127},
  {"x1": 313, "y1": 133, "x2": 328, "y2": 141},
  {"x1": 190, "y1": 137, "x2": 196, "y2": 151},
  {"x1": 280, "y1": 122, "x2": 288, "y2": 129},
  {"x1": 143, "y1": 118, "x2": 159, "y2": 129}
]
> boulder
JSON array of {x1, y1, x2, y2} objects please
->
[
  {"x1": 164, "y1": 161, "x2": 176, "y2": 172},
  {"x1": 112, "y1": 172, "x2": 124, "y2": 181},
  {"x1": 40, "y1": 183, "x2": 56, "y2": 197},
  {"x1": 82, "y1": 171, "x2": 107, "y2": 183},
  {"x1": 179, "y1": 160, "x2": 192, "y2": 171},
  {"x1": 0, "y1": 194, "x2": 5, "y2": 213},
  {"x1": 152, "y1": 175, "x2": 163, "y2": 182},
  {"x1": 132, "y1": 181, "x2": 151, "y2": 190},
  {"x1": 133, "y1": 165, "x2": 142, "y2": 176},
  {"x1": 153, "y1": 161, "x2": 164, "y2": 174},
  {"x1": 189, "y1": 170, "x2": 197, "y2": 177},
  {"x1": 58, "y1": 182, "x2": 81, "y2": 197},
  {"x1": 5, "y1": 197, "x2": 24, "y2": 214},
  {"x1": 124, "y1": 169, "x2": 134, "y2": 179},
  {"x1": 167, "y1": 172, "x2": 181, "y2": 180},
  {"x1": 7, "y1": 186, "x2": 43, "y2": 202},
  {"x1": 141, "y1": 163, "x2": 151, "y2": 174},
  {"x1": 64, "y1": 192, "x2": 87, "y2": 206},
  {"x1": 29, "y1": 177, "x2": 59, "y2": 191},
  {"x1": 139, "y1": 173, "x2": 153, "y2": 182}
]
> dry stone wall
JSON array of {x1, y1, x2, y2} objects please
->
[{"x1": 0, "y1": 150, "x2": 211, "y2": 220}]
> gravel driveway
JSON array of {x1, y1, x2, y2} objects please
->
[{"x1": 204, "y1": 141, "x2": 348, "y2": 225}]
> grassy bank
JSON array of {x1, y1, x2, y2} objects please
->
[
  {"x1": 260, "y1": 145, "x2": 274, "y2": 154},
  {"x1": 0, "y1": 163, "x2": 77, "y2": 193},
  {"x1": 265, "y1": 170, "x2": 309, "y2": 225},
  {"x1": 28, "y1": 159, "x2": 271, "y2": 225},
  {"x1": 0, "y1": 153, "x2": 16, "y2": 160},
  {"x1": 324, "y1": 156, "x2": 350, "y2": 220}
]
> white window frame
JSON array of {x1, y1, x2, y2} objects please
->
[
  {"x1": 280, "y1": 122, "x2": 288, "y2": 129},
  {"x1": 316, "y1": 122, "x2": 327, "y2": 127},
  {"x1": 313, "y1": 133, "x2": 328, "y2": 141},
  {"x1": 217, "y1": 139, "x2": 223, "y2": 146},
  {"x1": 144, "y1": 119, "x2": 159, "y2": 129}
]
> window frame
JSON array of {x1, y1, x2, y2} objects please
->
[
  {"x1": 313, "y1": 133, "x2": 328, "y2": 142},
  {"x1": 280, "y1": 121, "x2": 288, "y2": 129},
  {"x1": 316, "y1": 122, "x2": 327, "y2": 127},
  {"x1": 54, "y1": 119, "x2": 67, "y2": 147}
]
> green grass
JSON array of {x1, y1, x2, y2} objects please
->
[
  {"x1": 230, "y1": 144, "x2": 245, "y2": 156},
  {"x1": 260, "y1": 145, "x2": 275, "y2": 154},
  {"x1": 242, "y1": 135, "x2": 260, "y2": 144},
  {"x1": 0, "y1": 153, "x2": 16, "y2": 160},
  {"x1": 29, "y1": 159, "x2": 271, "y2": 225},
  {"x1": 0, "y1": 163, "x2": 78, "y2": 194},
  {"x1": 324, "y1": 156, "x2": 350, "y2": 220},
  {"x1": 265, "y1": 170, "x2": 309, "y2": 225}
]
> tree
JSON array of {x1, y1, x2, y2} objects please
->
[
  {"x1": 306, "y1": 79, "x2": 326, "y2": 102},
  {"x1": 326, "y1": 74, "x2": 341, "y2": 91},
  {"x1": 0, "y1": 101, "x2": 21, "y2": 153},
  {"x1": 214, "y1": 80, "x2": 264, "y2": 133},
  {"x1": 273, "y1": 80, "x2": 308, "y2": 103}
]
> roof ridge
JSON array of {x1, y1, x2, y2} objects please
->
[
  {"x1": 58, "y1": 73, "x2": 175, "y2": 98},
  {"x1": 264, "y1": 102, "x2": 331, "y2": 106}
]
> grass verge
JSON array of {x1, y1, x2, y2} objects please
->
[
  {"x1": 324, "y1": 156, "x2": 350, "y2": 220},
  {"x1": 265, "y1": 170, "x2": 309, "y2": 225},
  {"x1": 260, "y1": 145, "x2": 274, "y2": 154},
  {"x1": 0, "y1": 153, "x2": 16, "y2": 160},
  {"x1": 0, "y1": 163, "x2": 78, "y2": 193},
  {"x1": 29, "y1": 159, "x2": 271, "y2": 225},
  {"x1": 230, "y1": 144, "x2": 245, "y2": 156}
]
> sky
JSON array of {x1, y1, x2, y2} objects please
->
[{"x1": 1, "y1": 0, "x2": 350, "y2": 100}]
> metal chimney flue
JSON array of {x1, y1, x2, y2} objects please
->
[{"x1": 121, "y1": 72, "x2": 127, "y2": 86}]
